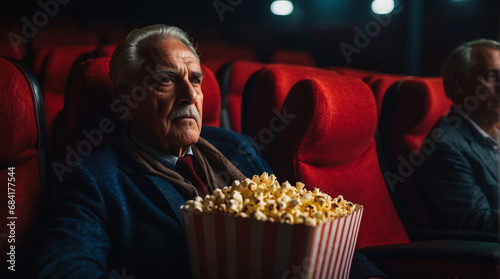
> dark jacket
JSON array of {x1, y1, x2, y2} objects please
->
[
  {"x1": 418, "y1": 109, "x2": 498, "y2": 232},
  {"x1": 35, "y1": 127, "x2": 271, "y2": 278},
  {"x1": 35, "y1": 126, "x2": 386, "y2": 279}
]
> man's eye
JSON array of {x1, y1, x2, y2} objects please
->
[
  {"x1": 191, "y1": 78, "x2": 201, "y2": 85},
  {"x1": 157, "y1": 76, "x2": 173, "y2": 84},
  {"x1": 486, "y1": 72, "x2": 498, "y2": 81}
]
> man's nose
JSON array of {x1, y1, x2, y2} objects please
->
[{"x1": 176, "y1": 79, "x2": 198, "y2": 105}]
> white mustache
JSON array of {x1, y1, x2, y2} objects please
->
[{"x1": 168, "y1": 105, "x2": 200, "y2": 123}]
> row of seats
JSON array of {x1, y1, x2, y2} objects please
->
[
  {"x1": 236, "y1": 63, "x2": 499, "y2": 278},
  {"x1": 1, "y1": 44, "x2": 499, "y2": 277},
  {"x1": 0, "y1": 28, "x2": 317, "y2": 72}
]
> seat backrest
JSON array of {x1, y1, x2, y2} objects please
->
[
  {"x1": 216, "y1": 60, "x2": 266, "y2": 132},
  {"x1": 0, "y1": 57, "x2": 49, "y2": 277},
  {"x1": 30, "y1": 30, "x2": 99, "y2": 51},
  {"x1": 378, "y1": 77, "x2": 452, "y2": 232},
  {"x1": 37, "y1": 46, "x2": 97, "y2": 143},
  {"x1": 270, "y1": 49, "x2": 317, "y2": 66},
  {"x1": 328, "y1": 66, "x2": 382, "y2": 79},
  {"x1": 329, "y1": 67, "x2": 405, "y2": 115},
  {"x1": 364, "y1": 74, "x2": 405, "y2": 115},
  {"x1": 55, "y1": 57, "x2": 221, "y2": 182},
  {"x1": 95, "y1": 44, "x2": 118, "y2": 57},
  {"x1": 260, "y1": 76, "x2": 409, "y2": 249},
  {"x1": 197, "y1": 43, "x2": 258, "y2": 73},
  {"x1": 241, "y1": 64, "x2": 340, "y2": 159},
  {"x1": 0, "y1": 42, "x2": 25, "y2": 60}
]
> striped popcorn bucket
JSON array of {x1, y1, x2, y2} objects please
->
[{"x1": 182, "y1": 204, "x2": 363, "y2": 279}]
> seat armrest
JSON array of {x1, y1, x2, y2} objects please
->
[
  {"x1": 408, "y1": 229, "x2": 499, "y2": 243},
  {"x1": 357, "y1": 240, "x2": 499, "y2": 279}
]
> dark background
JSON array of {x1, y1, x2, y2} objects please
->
[{"x1": 1, "y1": 0, "x2": 499, "y2": 76}]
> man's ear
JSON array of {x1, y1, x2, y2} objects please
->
[{"x1": 450, "y1": 73, "x2": 465, "y2": 96}]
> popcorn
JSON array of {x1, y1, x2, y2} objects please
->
[{"x1": 182, "y1": 172, "x2": 356, "y2": 226}]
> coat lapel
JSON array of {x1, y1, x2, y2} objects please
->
[
  {"x1": 145, "y1": 175, "x2": 186, "y2": 225},
  {"x1": 455, "y1": 113, "x2": 499, "y2": 181},
  {"x1": 118, "y1": 144, "x2": 187, "y2": 225}
]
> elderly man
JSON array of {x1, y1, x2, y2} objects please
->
[
  {"x1": 418, "y1": 39, "x2": 499, "y2": 233},
  {"x1": 35, "y1": 24, "x2": 386, "y2": 278}
]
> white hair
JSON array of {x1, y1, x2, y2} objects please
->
[
  {"x1": 109, "y1": 24, "x2": 199, "y2": 88},
  {"x1": 442, "y1": 39, "x2": 500, "y2": 101}
]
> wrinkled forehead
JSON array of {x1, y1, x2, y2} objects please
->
[
  {"x1": 471, "y1": 47, "x2": 500, "y2": 70},
  {"x1": 142, "y1": 39, "x2": 201, "y2": 73}
]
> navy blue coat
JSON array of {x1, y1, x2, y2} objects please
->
[
  {"x1": 418, "y1": 109, "x2": 498, "y2": 232},
  {"x1": 35, "y1": 126, "x2": 386, "y2": 279},
  {"x1": 35, "y1": 127, "x2": 271, "y2": 278}
]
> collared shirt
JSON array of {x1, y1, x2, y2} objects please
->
[
  {"x1": 129, "y1": 132, "x2": 193, "y2": 170},
  {"x1": 453, "y1": 104, "x2": 499, "y2": 161}
]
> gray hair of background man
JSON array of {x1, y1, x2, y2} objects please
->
[
  {"x1": 109, "y1": 24, "x2": 199, "y2": 89},
  {"x1": 442, "y1": 38, "x2": 500, "y2": 102}
]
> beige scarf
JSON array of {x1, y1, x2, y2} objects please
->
[{"x1": 122, "y1": 132, "x2": 246, "y2": 200}]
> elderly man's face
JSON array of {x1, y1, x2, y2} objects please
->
[
  {"x1": 461, "y1": 47, "x2": 500, "y2": 119},
  {"x1": 128, "y1": 39, "x2": 203, "y2": 156}
]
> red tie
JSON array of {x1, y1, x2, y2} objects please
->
[{"x1": 175, "y1": 155, "x2": 209, "y2": 196}]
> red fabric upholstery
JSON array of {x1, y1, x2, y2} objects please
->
[
  {"x1": 96, "y1": 44, "x2": 117, "y2": 57},
  {"x1": 328, "y1": 66, "x2": 382, "y2": 79},
  {"x1": 384, "y1": 77, "x2": 452, "y2": 229},
  {"x1": 0, "y1": 42, "x2": 25, "y2": 60},
  {"x1": 32, "y1": 47, "x2": 54, "y2": 78},
  {"x1": 197, "y1": 43, "x2": 258, "y2": 73},
  {"x1": 243, "y1": 64, "x2": 340, "y2": 153},
  {"x1": 30, "y1": 30, "x2": 99, "y2": 50},
  {"x1": 62, "y1": 57, "x2": 221, "y2": 157},
  {"x1": 200, "y1": 64, "x2": 221, "y2": 127},
  {"x1": 37, "y1": 46, "x2": 97, "y2": 144},
  {"x1": 328, "y1": 67, "x2": 405, "y2": 115},
  {"x1": 270, "y1": 49, "x2": 317, "y2": 66},
  {"x1": 261, "y1": 77, "x2": 409, "y2": 249},
  {"x1": 224, "y1": 60, "x2": 266, "y2": 133},
  {"x1": 0, "y1": 57, "x2": 46, "y2": 276},
  {"x1": 390, "y1": 78, "x2": 451, "y2": 157},
  {"x1": 365, "y1": 74, "x2": 405, "y2": 115}
]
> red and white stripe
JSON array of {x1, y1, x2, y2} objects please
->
[{"x1": 182, "y1": 205, "x2": 364, "y2": 279}]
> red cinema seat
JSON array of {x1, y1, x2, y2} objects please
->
[
  {"x1": 216, "y1": 60, "x2": 267, "y2": 132},
  {"x1": 241, "y1": 64, "x2": 340, "y2": 160},
  {"x1": 268, "y1": 77, "x2": 499, "y2": 278},
  {"x1": 328, "y1": 66, "x2": 382, "y2": 79},
  {"x1": 0, "y1": 57, "x2": 49, "y2": 278},
  {"x1": 378, "y1": 77, "x2": 452, "y2": 233},
  {"x1": 30, "y1": 30, "x2": 99, "y2": 51},
  {"x1": 328, "y1": 67, "x2": 405, "y2": 115},
  {"x1": 95, "y1": 44, "x2": 117, "y2": 57},
  {"x1": 0, "y1": 42, "x2": 25, "y2": 60},
  {"x1": 243, "y1": 65, "x2": 409, "y2": 248},
  {"x1": 197, "y1": 43, "x2": 258, "y2": 73},
  {"x1": 54, "y1": 57, "x2": 221, "y2": 182},
  {"x1": 270, "y1": 49, "x2": 317, "y2": 66},
  {"x1": 36, "y1": 46, "x2": 97, "y2": 145},
  {"x1": 365, "y1": 74, "x2": 406, "y2": 115},
  {"x1": 376, "y1": 77, "x2": 498, "y2": 242},
  {"x1": 32, "y1": 47, "x2": 54, "y2": 78}
]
